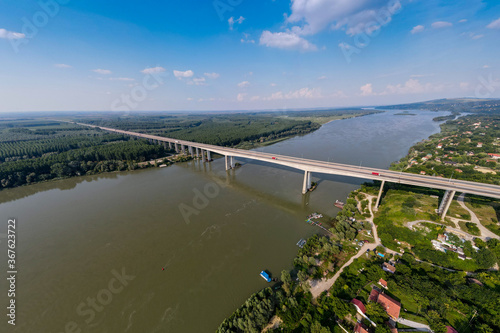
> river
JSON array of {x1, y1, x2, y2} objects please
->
[{"x1": 0, "y1": 110, "x2": 448, "y2": 333}]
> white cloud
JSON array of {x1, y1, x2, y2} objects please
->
[
  {"x1": 411, "y1": 25, "x2": 424, "y2": 34},
  {"x1": 189, "y1": 77, "x2": 206, "y2": 86},
  {"x1": 237, "y1": 93, "x2": 247, "y2": 101},
  {"x1": 237, "y1": 81, "x2": 250, "y2": 88},
  {"x1": 270, "y1": 83, "x2": 277, "y2": 87},
  {"x1": 54, "y1": 64, "x2": 72, "y2": 68},
  {"x1": 381, "y1": 78, "x2": 444, "y2": 95},
  {"x1": 459, "y1": 19, "x2": 467, "y2": 23},
  {"x1": 141, "y1": 66, "x2": 166, "y2": 74},
  {"x1": 483, "y1": 65, "x2": 490, "y2": 69},
  {"x1": 92, "y1": 69, "x2": 112, "y2": 75},
  {"x1": 204, "y1": 72, "x2": 220, "y2": 79},
  {"x1": 360, "y1": 83, "x2": 374, "y2": 96},
  {"x1": 471, "y1": 33, "x2": 484, "y2": 40},
  {"x1": 228, "y1": 16, "x2": 245, "y2": 30},
  {"x1": 487, "y1": 17, "x2": 500, "y2": 29},
  {"x1": 262, "y1": 87, "x2": 322, "y2": 101},
  {"x1": 431, "y1": 21, "x2": 452, "y2": 29},
  {"x1": 460, "y1": 82, "x2": 470, "y2": 90},
  {"x1": 241, "y1": 33, "x2": 255, "y2": 44},
  {"x1": 287, "y1": 0, "x2": 401, "y2": 36},
  {"x1": 187, "y1": 97, "x2": 194, "y2": 101},
  {"x1": 317, "y1": 76, "x2": 327, "y2": 80},
  {"x1": 0, "y1": 28, "x2": 25, "y2": 39},
  {"x1": 259, "y1": 30, "x2": 317, "y2": 51},
  {"x1": 173, "y1": 70, "x2": 194, "y2": 79},
  {"x1": 109, "y1": 77, "x2": 135, "y2": 81}
]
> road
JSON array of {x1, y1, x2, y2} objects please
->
[
  {"x1": 457, "y1": 193, "x2": 499, "y2": 240},
  {"x1": 69, "y1": 122, "x2": 500, "y2": 200}
]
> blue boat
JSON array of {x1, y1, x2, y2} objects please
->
[{"x1": 260, "y1": 271, "x2": 271, "y2": 282}]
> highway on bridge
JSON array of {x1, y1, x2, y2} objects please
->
[{"x1": 73, "y1": 122, "x2": 500, "y2": 201}]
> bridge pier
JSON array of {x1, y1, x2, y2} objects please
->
[
  {"x1": 181, "y1": 144, "x2": 186, "y2": 154},
  {"x1": 302, "y1": 171, "x2": 312, "y2": 194},
  {"x1": 169, "y1": 142, "x2": 172, "y2": 150},
  {"x1": 201, "y1": 150, "x2": 206, "y2": 162},
  {"x1": 207, "y1": 151, "x2": 211, "y2": 162},
  {"x1": 196, "y1": 147, "x2": 199, "y2": 159},
  {"x1": 189, "y1": 146, "x2": 194, "y2": 156},
  {"x1": 438, "y1": 190, "x2": 456, "y2": 220},
  {"x1": 374, "y1": 180, "x2": 385, "y2": 210},
  {"x1": 174, "y1": 143, "x2": 179, "y2": 153},
  {"x1": 230, "y1": 156, "x2": 235, "y2": 168}
]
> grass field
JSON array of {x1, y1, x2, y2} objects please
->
[{"x1": 465, "y1": 198, "x2": 500, "y2": 236}]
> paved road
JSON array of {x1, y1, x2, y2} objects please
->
[
  {"x1": 69, "y1": 122, "x2": 500, "y2": 200},
  {"x1": 457, "y1": 193, "x2": 499, "y2": 240},
  {"x1": 405, "y1": 220, "x2": 489, "y2": 241}
]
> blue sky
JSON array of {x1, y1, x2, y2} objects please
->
[{"x1": 0, "y1": 0, "x2": 499, "y2": 112}]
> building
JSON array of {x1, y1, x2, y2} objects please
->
[
  {"x1": 351, "y1": 299, "x2": 366, "y2": 315},
  {"x1": 382, "y1": 262, "x2": 396, "y2": 274},
  {"x1": 354, "y1": 323, "x2": 369, "y2": 333},
  {"x1": 369, "y1": 288, "x2": 401, "y2": 320},
  {"x1": 488, "y1": 153, "x2": 500, "y2": 159},
  {"x1": 378, "y1": 278, "x2": 388, "y2": 289},
  {"x1": 477, "y1": 142, "x2": 483, "y2": 148},
  {"x1": 446, "y1": 326, "x2": 459, "y2": 333}
]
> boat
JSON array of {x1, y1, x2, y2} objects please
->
[
  {"x1": 260, "y1": 271, "x2": 271, "y2": 282},
  {"x1": 334, "y1": 200, "x2": 345, "y2": 209},
  {"x1": 296, "y1": 239, "x2": 307, "y2": 248}
]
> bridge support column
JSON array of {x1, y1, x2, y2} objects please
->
[
  {"x1": 225, "y1": 155, "x2": 230, "y2": 170},
  {"x1": 181, "y1": 144, "x2": 185, "y2": 154},
  {"x1": 196, "y1": 147, "x2": 199, "y2": 159},
  {"x1": 230, "y1": 156, "x2": 235, "y2": 168},
  {"x1": 163, "y1": 142, "x2": 167, "y2": 150},
  {"x1": 169, "y1": 142, "x2": 172, "y2": 150},
  {"x1": 175, "y1": 143, "x2": 179, "y2": 153},
  {"x1": 189, "y1": 146, "x2": 193, "y2": 156},
  {"x1": 207, "y1": 151, "x2": 211, "y2": 162},
  {"x1": 201, "y1": 150, "x2": 206, "y2": 162},
  {"x1": 374, "y1": 180, "x2": 385, "y2": 210},
  {"x1": 302, "y1": 171, "x2": 311, "y2": 194},
  {"x1": 438, "y1": 190, "x2": 456, "y2": 220}
]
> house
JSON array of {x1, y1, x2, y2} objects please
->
[
  {"x1": 437, "y1": 144, "x2": 443, "y2": 149},
  {"x1": 455, "y1": 168, "x2": 463, "y2": 173},
  {"x1": 369, "y1": 288, "x2": 401, "y2": 320},
  {"x1": 354, "y1": 323, "x2": 369, "y2": 333},
  {"x1": 420, "y1": 171, "x2": 426, "y2": 175},
  {"x1": 378, "y1": 278, "x2": 388, "y2": 289},
  {"x1": 351, "y1": 299, "x2": 366, "y2": 315},
  {"x1": 488, "y1": 153, "x2": 500, "y2": 159},
  {"x1": 446, "y1": 326, "x2": 459, "y2": 333},
  {"x1": 382, "y1": 262, "x2": 396, "y2": 274},
  {"x1": 477, "y1": 142, "x2": 483, "y2": 148},
  {"x1": 444, "y1": 161, "x2": 458, "y2": 166}
]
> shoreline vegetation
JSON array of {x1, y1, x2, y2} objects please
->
[{"x1": 0, "y1": 109, "x2": 380, "y2": 191}]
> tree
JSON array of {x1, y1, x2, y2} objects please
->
[
  {"x1": 365, "y1": 303, "x2": 387, "y2": 325},
  {"x1": 281, "y1": 270, "x2": 292, "y2": 296},
  {"x1": 310, "y1": 321, "x2": 331, "y2": 333}
]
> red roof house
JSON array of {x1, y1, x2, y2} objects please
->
[
  {"x1": 369, "y1": 288, "x2": 401, "y2": 320},
  {"x1": 351, "y1": 299, "x2": 366, "y2": 314},
  {"x1": 446, "y1": 326, "x2": 459, "y2": 333},
  {"x1": 378, "y1": 278, "x2": 388, "y2": 289},
  {"x1": 354, "y1": 323, "x2": 370, "y2": 333}
]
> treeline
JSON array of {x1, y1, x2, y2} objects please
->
[
  {"x1": 0, "y1": 134, "x2": 126, "y2": 162},
  {"x1": 78, "y1": 114, "x2": 321, "y2": 147},
  {"x1": 0, "y1": 140, "x2": 167, "y2": 189}
]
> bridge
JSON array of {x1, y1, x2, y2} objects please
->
[{"x1": 72, "y1": 122, "x2": 500, "y2": 219}]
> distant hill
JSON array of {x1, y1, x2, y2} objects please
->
[{"x1": 379, "y1": 98, "x2": 500, "y2": 114}]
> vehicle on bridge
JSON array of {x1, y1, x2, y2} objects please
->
[
  {"x1": 372, "y1": 172, "x2": 380, "y2": 176},
  {"x1": 272, "y1": 156, "x2": 277, "y2": 160}
]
